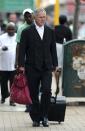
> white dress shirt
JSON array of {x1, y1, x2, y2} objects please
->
[
  {"x1": 0, "y1": 33, "x2": 17, "y2": 71},
  {"x1": 34, "y1": 22, "x2": 44, "y2": 40}
]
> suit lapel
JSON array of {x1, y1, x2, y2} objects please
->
[
  {"x1": 43, "y1": 25, "x2": 47, "y2": 41},
  {"x1": 32, "y1": 24, "x2": 41, "y2": 41},
  {"x1": 31, "y1": 24, "x2": 48, "y2": 41}
]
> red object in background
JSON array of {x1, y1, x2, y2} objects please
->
[
  {"x1": 67, "y1": 0, "x2": 75, "y2": 15},
  {"x1": 10, "y1": 73, "x2": 32, "y2": 105},
  {"x1": 80, "y1": 0, "x2": 85, "y2": 3}
]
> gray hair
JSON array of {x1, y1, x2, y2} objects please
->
[{"x1": 34, "y1": 8, "x2": 46, "y2": 16}]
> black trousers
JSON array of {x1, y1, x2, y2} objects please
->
[
  {"x1": 0, "y1": 71, "x2": 15, "y2": 99},
  {"x1": 26, "y1": 67, "x2": 52, "y2": 122}
]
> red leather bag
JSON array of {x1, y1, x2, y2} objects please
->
[{"x1": 10, "y1": 73, "x2": 32, "y2": 105}]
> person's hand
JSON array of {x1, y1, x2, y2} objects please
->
[
  {"x1": 54, "y1": 66, "x2": 62, "y2": 72},
  {"x1": 56, "y1": 67, "x2": 62, "y2": 72},
  {"x1": 18, "y1": 67, "x2": 25, "y2": 74},
  {"x1": 2, "y1": 46, "x2": 8, "y2": 51},
  {"x1": 53, "y1": 67, "x2": 62, "y2": 75}
]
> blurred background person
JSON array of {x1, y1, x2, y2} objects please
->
[
  {"x1": 46, "y1": 15, "x2": 53, "y2": 28},
  {"x1": 0, "y1": 22, "x2": 17, "y2": 106},
  {"x1": 54, "y1": 15, "x2": 72, "y2": 69},
  {"x1": 54, "y1": 15, "x2": 72, "y2": 96},
  {"x1": 7, "y1": 13, "x2": 18, "y2": 31},
  {"x1": 54, "y1": 15, "x2": 72, "y2": 44},
  {"x1": 8, "y1": 13, "x2": 18, "y2": 24},
  {"x1": 16, "y1": 8, "x2": 33, "y2": 112},
  {"x1": 78, "y1": 22, "x2": 85, "y2": 39},
  {"x1": 16, "y1": 8, "x2": 33, "y2": 45},
  {"x1": 0, "y1": 14, "x2": 6, "y2": 35}
]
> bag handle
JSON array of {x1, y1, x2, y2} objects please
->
[{"x1": 13, "y1": 71, "x2": 27, "y2": 89}]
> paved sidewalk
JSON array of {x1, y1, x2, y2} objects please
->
[{"x1": 0, "y1": 98, "x2": 85, "y2": 131}]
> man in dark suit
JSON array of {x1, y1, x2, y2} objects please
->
[{"x1": 18, "y1": 8, "x2": 58, "y2": 127}]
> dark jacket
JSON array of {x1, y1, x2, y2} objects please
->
[
  {"x1": 54, "y1": 25, "x2": 72, "y2": 44},
  {"x1": 18, "y1": 24, "x2": 58, "y2": 71}
]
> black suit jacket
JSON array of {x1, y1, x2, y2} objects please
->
[{"x1": 18, "y1": 24, "x2": 58, "y2": 71}]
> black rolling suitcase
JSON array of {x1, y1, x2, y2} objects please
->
[
  {"x1": 48, "y1": 96, "x2": 66, "y2": 124},
  {"x1": 48, "y1": 70, "x2": 66, "y2": 124}
]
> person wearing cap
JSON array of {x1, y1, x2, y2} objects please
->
[
  {"x1": 15, "y1": 8, "x2": 33, "y2": 68},
  {"x1": 0, "y1": 22, "x2": 17, "y2": 106},
  {"x1": 15, "y1": 8, "x2": 33, "y2": 112},
  {"x1": 16, "y1": 8, "x2": 33, "y2": 45}
]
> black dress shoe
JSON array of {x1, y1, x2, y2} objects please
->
[
  {"x1": 1, "y1": 93, "x2": 10, "y2": 104},
  {"x1": 32, "y1": 121, "x2": 40, "y2": 127},
  {"x1": 42, "y1": 117, "x2": 49, "y2": 127},
  {"x1": 1, "y1": 98, "x2": 5, "y2": 104}
]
